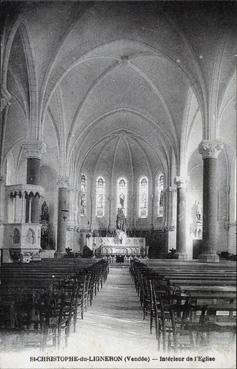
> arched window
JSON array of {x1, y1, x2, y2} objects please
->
[
  {"x1": 80, "y1": 174, "x2": 87, "y2": 216},
  {"x1": 96, "y1": 176, "x2": 105, "y2": 217},
  {"x1": 117, "y1": 178, "x2": 128, "y2": 216},
  {"x1": 139, "y1": 177, "x2": 148, "y2": 218},
  {"x1": 157, "y1": 173, "x2": 165, "y2": 217}
]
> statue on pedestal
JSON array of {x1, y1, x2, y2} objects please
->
[
  {"x1": 115, "y1": 208, "x2": 127, "y2": 244},
  {"x1": 116, "y1": 208, "x2": 126, "y2": 233}
]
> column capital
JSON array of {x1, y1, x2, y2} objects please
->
[
  {"x1": 57, "y1": 176, "x2": 70, "y2": 188},
  {"x1": 22, "y1": 141, "x2": 47, "y2": 159},
  {"x1": 199, "y1": 140, "x2": 223, "y2": 159},
  {"x1": 174, "y1": 176, "x2": 188, "y2": 188}
]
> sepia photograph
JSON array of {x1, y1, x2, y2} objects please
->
[{"x1": 0, "y1": 1, "x2": 236, "y2": 368}]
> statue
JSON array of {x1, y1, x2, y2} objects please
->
[
  {"x1": 119, "y1": 193, "x2": 125, "y2": 208},
  {"x1": 116, "y1": 208, "x2": 126, "y2": 232},
  {"x1": 190, "y1": 201, "x2": 202, "y2": 239},
  {"x1": 41, "y1": 201, "x2": 49, "y2": 222}
]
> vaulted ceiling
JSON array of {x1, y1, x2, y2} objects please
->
[{"x1": 2, "y1": 1, "x2": 237, "y2": 183}]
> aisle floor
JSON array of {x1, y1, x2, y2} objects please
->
[{"x1": 68, "y1": 266, "x2": 158, "y2": 355}]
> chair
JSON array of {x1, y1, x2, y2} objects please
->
[
  {"x1": 151, "y1": 278, "x2": 197, "y2": 351},
  {"x1": 73, "y1": 272, "x2": 88, "y2": 332},
  {"x1": 185, "y1": 307, "x2": 237, "y2": 349}
]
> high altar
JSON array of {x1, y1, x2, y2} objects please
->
[
  {"x1": 87, "y1": 208, "x2": 147, "y2": 256},
  {"x1": 89, "y1": 230, "x2": 146, "y2": 256}
]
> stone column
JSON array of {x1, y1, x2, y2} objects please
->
[
  {"x1": 174, "y1": 177, "x2": 188, "y2": 260},
  {"x1": 23, "y1": 142, "x2": 46, "y2": 223},
  {"x1": 15, "y1": 193, "x2": 22, "y2": 223},
  {"x1": 28, "y1": 195, "x2": 32, "y2": 223},
  {"x1": 108, "y1": 196, "x2": 112, "y2": 232},
  {"x1": 150, "y1": 193, "x2": 154, "y2": 229},
  {"x1": 0, "y1": 92, "x2": 11, "y2": 226},
  {"x1": 31, "y1": 194, "x2": 40, "y2": 223},
  {"x1": 25, "y1": 194, "x2": 30, "y2": 223},
  {"x1": 166, "y1": 186, "x2": 176, "y2": 250},
  {"x1": 67, "y1": 186, "x2": 79, "y2": 253},
  {"x1": 167, "y1": 186, "x2": 175, "y2": 228},
  {"x1": 55, "y1": 177, "x2": 69, "y2": 258},
  {"x1": 23, "y1": 142, "x2": 46, "y2": 185},
  {"x1": 13, "y1": 194, "x2": 17, "y2": 223},
  {"x1": 21, "y1": 194, "x2": 26, "y2": 223},
  {"x1": 199, "y1": 140, "x2": 223, "y2": 262},
  {"x1": 0, "y1": 176, "x2": 6, "y2": 249},
  {"x1": 131, "y1": 194, "x2": 136, "y2": 231}
]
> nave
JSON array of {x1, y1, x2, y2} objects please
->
[{"x1": 0, "y1": 3, "x2": 236, "y2": 368}]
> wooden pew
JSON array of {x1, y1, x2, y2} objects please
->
[
  {"x1": 0, "y1": 259, "x2": 109, "y2": 350},
  {"x1": 130, "y1": 259, "x2": 236, "y2": 350}
]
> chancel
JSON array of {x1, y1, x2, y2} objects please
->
[{"x1": 0, "y1": 0, "x2": 236, "y2": 363}]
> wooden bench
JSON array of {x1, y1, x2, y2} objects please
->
[
  {"x1": 0, "y1": 259, "x2": 109, "y2": 350},
  {"x1": 130, "y1": 259, "x2": 236, "y2": 350}
]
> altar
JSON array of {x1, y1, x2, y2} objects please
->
[
  {"x1": 87, "y1": 230, "x2": 146, "y2": 256},
  {"x1": 86, "y1": 209, "x2": 147, "y2": 257}
]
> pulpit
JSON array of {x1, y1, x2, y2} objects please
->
[{"x1": 3, "y1": 184, "x2": 44, "y2": 262}]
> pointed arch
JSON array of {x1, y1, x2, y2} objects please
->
[
  {"x1": 80, "y1": 173, "x2": 87, "y2": 216},
  {"x1": 157, "y1": 173, "x2": 165, "y2": 218},
  {"x1": 138, "y1": 176, "x2": 148, "y2": 218},
  {"x1": 3, "y1": 19, "x2": 38, "y2": 139},
  {"x1": 96, "y1": 176, "x2": 106, "y2": 217}
]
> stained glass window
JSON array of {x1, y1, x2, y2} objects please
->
[
  {"x1": 80, "y1": 174, "x2": 87, "y2": 216},
  {"x1": 139, "y1": 177, "x2": 148, "y2": 218},
  {"x1": 157, "y1": 174, "x2": 164, "y2": 217},
  {"x1": 96, "y1": 176, "x2": 105, "y2": 217},
  {"x1": 117, "y1": 178, "x2": 128, "y2": 216}
]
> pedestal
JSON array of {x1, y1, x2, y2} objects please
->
[
  {"x1": 174, "y1": 251, "x2": 188, "y2": 260},
  {"x1": 54, "y1": 251, "x2": 65, "y2": 259},
  {"x1": 199, "y1": 253, "x2": 220, "y2": 263}
]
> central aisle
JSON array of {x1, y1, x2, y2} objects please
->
[{"x1": 68, "y1": 266, "x2": 158, "y2": 355}]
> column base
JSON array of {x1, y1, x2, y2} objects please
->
[
  {"x1": 199, "y1": 253, "x2": 219, "y2": 263},
  {"x1": 174, "y1": 252, "x2": 188, "y2": 260},
  {"x1": 54, "y1": 251, "x2": 65, "y2": 259}
]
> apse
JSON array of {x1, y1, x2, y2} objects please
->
[{"x1": 79, "y1": 131, "x2": 162, "y2": 232}]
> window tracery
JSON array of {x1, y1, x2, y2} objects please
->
[
  {"x1": 80, "y1": 174, "x2": 87, "y2": 216},
  {"x1": 157, "y1": 173, "x2": 165, "y2": 217},
  {"x1": 139, "y1": 177, "x2": 148, "y2": 218},
  {"x1": 96, "y1": 176, "x2": 105, "y2": 217}
]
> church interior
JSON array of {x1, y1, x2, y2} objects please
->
[{"x1": 0, "y1": 0, "x2": 236, "y2": 363}]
